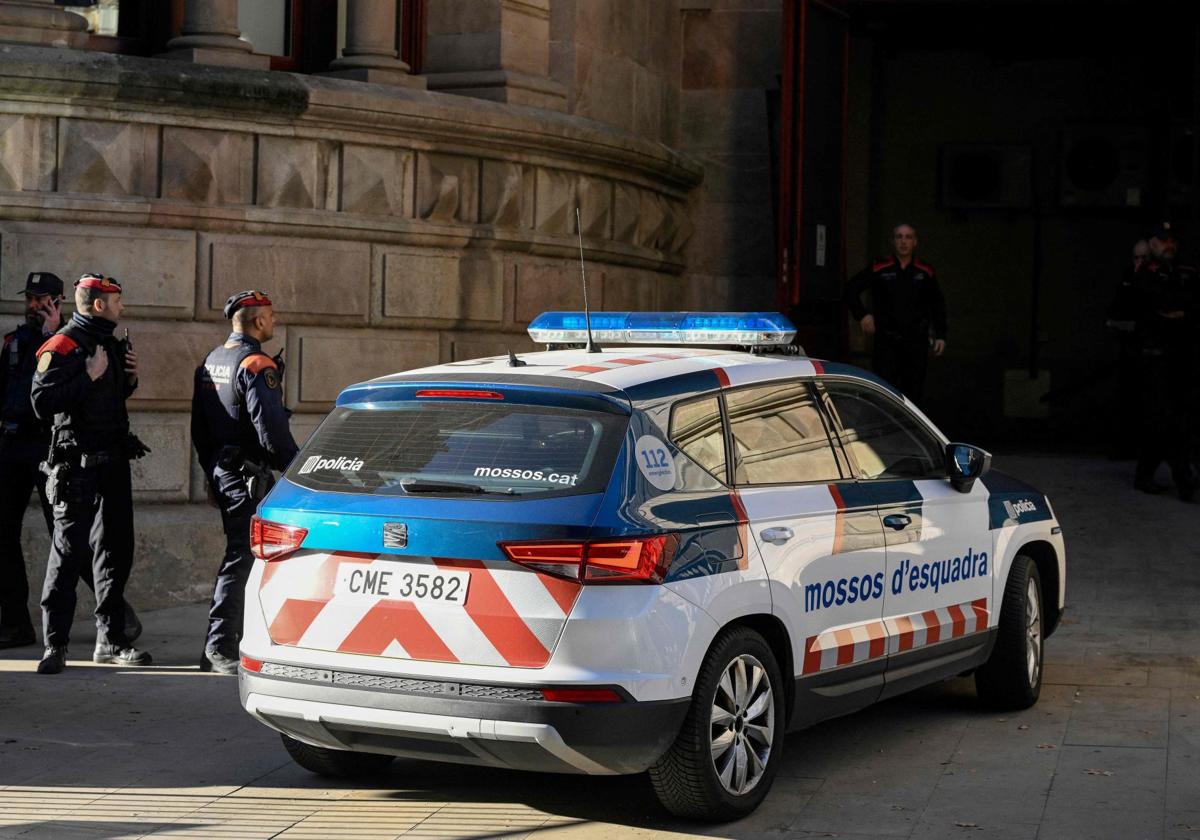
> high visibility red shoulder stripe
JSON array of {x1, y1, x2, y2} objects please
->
[
  {"x1": 37, "y1": 334, "x2": 78, "y2": 356},
  {"x1": 240, "y1": 354, "x2": 277, "y2": 375},
  {"x1": 872, "y1": 257, "x2": 896, "y2": 272},
  {"x1": 912, "y1": 259, "x2": 935, "y2": 275}
]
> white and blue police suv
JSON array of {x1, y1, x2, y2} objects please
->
[{"x1": 238, "y1": 312, "x2": 1066, "y2": 821}]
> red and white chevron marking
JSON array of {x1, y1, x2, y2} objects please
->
[
  {"x1": 258, "y1": 552, "x2": 581, "y2": 668},
  {"x1": 555, "y1": 349, "x2": 725, "y2": 378},
  {"x1": 802, "y1": 598, "x2": 989, "y2": 675}
]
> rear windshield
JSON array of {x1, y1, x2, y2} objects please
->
[{"x1": 286, "y1": 402, "x2": 628, "y2": 498}]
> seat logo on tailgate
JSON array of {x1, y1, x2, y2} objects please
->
[{"x1": 383, "y1": 522, "x2": 408, "y2": 549}]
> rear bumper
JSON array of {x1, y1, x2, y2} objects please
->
[{"x1": 240, "y1": 668, "x2": 689, "y2": 775}]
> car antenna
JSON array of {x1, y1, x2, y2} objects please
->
[
  {"x1": 576, "y1": 206, "x2": 601, "y2": 353},
  {"x1": 506, "y1": 348, "x2": 527, "y2": 367}
]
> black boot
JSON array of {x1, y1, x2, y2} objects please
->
[
  {"x1": 124, "y1": 603, "x2": 143, "y2": 645},
  {"x1": 0, "y1": 624, "x2": 36, "y2": 650},
  {"x1": 37, "y1": 646, "x2": 67, "y2": 675}
]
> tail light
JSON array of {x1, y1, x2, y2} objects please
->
[
  {"x1": 240, "y1": 655, "x2": 264, "y2": 673},
  {"x1": 250, "y1": 516, "x2": 308, "y2": 562},
  {"x1": 500, "y1": 535, "x2": 677, "y2": 584}
]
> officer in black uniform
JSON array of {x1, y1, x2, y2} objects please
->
[
  {"x1": 0, "y1": 273, "x2": 65, "y2": 648},
  {"x1": 1, "y1": 274, "x2": 143, "y2": 650},
  {"x1": 192, "y1": 290, "x2": 298, "y2": 675},
  {"x1": 31, "y1": 274, "x2": 152, "y2": 674},
  {"x1": 1133, "y1": 224, "x2": 1196, "y2": 501},
  {"x1": 844, "y1": 223, "x2": 948, "y2": 401}
]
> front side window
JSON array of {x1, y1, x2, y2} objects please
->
[
  {"x1": 287, "y1": 402, "x2": 627, "y2": 498},
  {"x1": 726, "y1": 381, "x2": 842, "y2": 485},
  {"x1": 824, "y1": 382, "x2": 944, "y2": 480},
  {"x1": 669, "y1": 396, "x2": 727, "y2": 482}
]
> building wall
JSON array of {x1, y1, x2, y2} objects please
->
[
  {"x1": 3, "y1": 41, "x2": 703, "y2": 617},
  {"x1": 550, "y1": 0, "x2": 683, "y2": 147},
  {"x1": 677, "y1": 0, "x2": 782, "y2": 312}
]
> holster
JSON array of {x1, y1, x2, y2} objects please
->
[{"x1": 215, "y1": 445, "x2": 275, "y2": 505}]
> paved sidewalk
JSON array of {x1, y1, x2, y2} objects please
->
[{"x1": 1, "y1": 456, "x2": 1198, "y2": 839}]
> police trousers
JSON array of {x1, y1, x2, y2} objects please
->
[
  {"x1": 206, "y1": 463, "x2": 272, "y2": 655},
  {"x1": 42, "y1": 457, "x2": 134, "y2": 648},
  {"x1": 0, "y1": 451, "x2": 52, "y2": 630},
  {"x1": 873, "y1": 332, "x2": 931, "y2": 402}
]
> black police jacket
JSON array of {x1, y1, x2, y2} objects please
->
[
  {"x1": 191, "y1": 333, "x2": 298, "y2": 474},
  {"x1": 0, "y1": 323, "x2": 54, "y2": 461},
  {"x1": 30, "y1": 318, "x2": 135, "y2": 456},
  {"x1": 1135, "y1": 258, "x2": 1198, "y2": 356},
  {"x1": 845, "y1": 256, "x2": 948, "y2": 340}
]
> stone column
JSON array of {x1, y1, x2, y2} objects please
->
[
  {"x1": 0, "y1": 0, "x2": 87, "y2": 48},
  {"x1": 423, "y1": 0, "x2": 566, "y2": 111},
  {"x1": 323, "y1": 0, "x2": 425, "y2": 88},
  {"x1": 160, "y1": 0, "x2": 269, "y2": 70}
]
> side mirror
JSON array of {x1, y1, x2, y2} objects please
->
[{"x1": 946, "y1": 442, "x2": 991, "y2": 493}]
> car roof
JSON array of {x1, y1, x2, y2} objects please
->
[{"x1": 360, "y1": 347, "x2": 901, "y2": 401}]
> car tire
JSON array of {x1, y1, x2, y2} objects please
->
[
  {"x1": 975, "y1": 555, "x2": 1044, "y2": 710},
  {"x1": 281, "y1": 733, "x2": 395, "y2": 779},
  {"x1": 649, "y1": 626, "x2": 785, "y2": 821}
]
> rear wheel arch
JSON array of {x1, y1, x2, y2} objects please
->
[
  {"x1": 714, "y1": 613, "x2": 796, "y2": 727},
  {"x1": 1015, "y1": 540, "x2": 1061, "y2": 636}
]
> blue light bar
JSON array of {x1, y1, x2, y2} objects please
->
[{"x1": 527, "y1": 311, "x2": 797, "y2": 346}]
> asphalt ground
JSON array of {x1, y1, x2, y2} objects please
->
[{"x1": 0, "y1": 455, "x2": 1198, "y2": 840}]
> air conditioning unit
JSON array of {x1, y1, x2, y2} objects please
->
[
  {"x1": 1058, "y1": 126, "x2": 1148, "y2": 208},
  {"x1": 940, "y1": 144, "x2": 1032, "y2": 209}
]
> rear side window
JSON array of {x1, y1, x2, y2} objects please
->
[
  {"x1": 669, "y1": 396, "x2": 727, "y2": 482},
  {"x1": 824, "y1": 382, "x2": 944, "y2": 479},
  {"x1": 726, "y1": 381, "x2": 842, "y2": 485},
  {"x1": 288, "y1": 403, "x2": 627, "y2": 498}
]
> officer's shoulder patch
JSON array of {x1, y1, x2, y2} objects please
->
[
  {"x1": 263, "y1": 367, "x2": 280, "y2": 390},
  {"x1": 36, "y1": 352, "x2": 53, "y2": 373},
  {"x1": 36, "y1": 334, "x2": 78, "y2": 356}
]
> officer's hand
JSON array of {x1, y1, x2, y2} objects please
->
[
  {"x1": 124, "y1": 348, "x2": 139, "y2": 377},
  {"x1": 86, "y1": 348, "x2": 109, "y2": 381},
  {"x1": 39, "y1": 299, "x2": 62, "y2": 334},
  {"x1": 932, "y1": 339, "x2": 946, "y2": 357},
  {"x1": 860, "y1": 314, "x2": 876, "y2": 335}
]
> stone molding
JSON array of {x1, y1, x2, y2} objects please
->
[{"x1": 0, "y1": 49, "x2": 700, "y2": 271}]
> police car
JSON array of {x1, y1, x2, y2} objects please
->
[{"x1": 238, "y1": 312, "x2": 1066, "y2": 820}]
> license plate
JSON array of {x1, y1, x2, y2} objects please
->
[{"x1": 334, "y1": 561, "x2": 470, "y2": 606}]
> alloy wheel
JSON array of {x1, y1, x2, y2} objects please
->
[{"x1": 710, "y1": 653, "x2": 774, "y2": 796}]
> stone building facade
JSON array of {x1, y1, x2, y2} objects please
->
[{"x1": 1, "y1": 0, "x2": 781, "y2": 612}]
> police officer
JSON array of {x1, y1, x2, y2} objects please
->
[
  {"x1": 31, "y1": 273, "x2": 152, "y2": 674},
  {"x1": 192, "y1": 290, "x2": 297, "y2": 675},
  {"x1": 844, "y1": 223, "x2": 948, "y2": 401},
  {"x1": 0, "y1": 273, "x2": 64, "y2": 648},
  {"x1": 1133, "y1": 224, "x2": 1196, "y2": 501},
  {"x1": 1, "y1": 275, "x2": 143, "y2": 651}
]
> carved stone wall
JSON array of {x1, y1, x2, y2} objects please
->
[{"x1": 1, "y1": 45, "x2": 703, "y2": 616}]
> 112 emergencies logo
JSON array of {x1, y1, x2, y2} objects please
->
[{"x1": 299, "y1": 455, "x2": 365, "y2": 475}]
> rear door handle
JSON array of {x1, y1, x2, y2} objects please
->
[
  {"x1": 883, "y1": 513, "x2": 912, "y2": 531},
  {"x1": 760, "y1": 527, "x2": 794, "y2": 545}
]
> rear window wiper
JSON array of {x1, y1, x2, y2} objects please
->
[{"x1": 400, "y1": 479, "x2": 516, "y2": 495}]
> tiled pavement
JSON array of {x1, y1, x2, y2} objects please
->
[{"x1": 0, "y1": 456, "x2": 1197, "y2": 839}]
